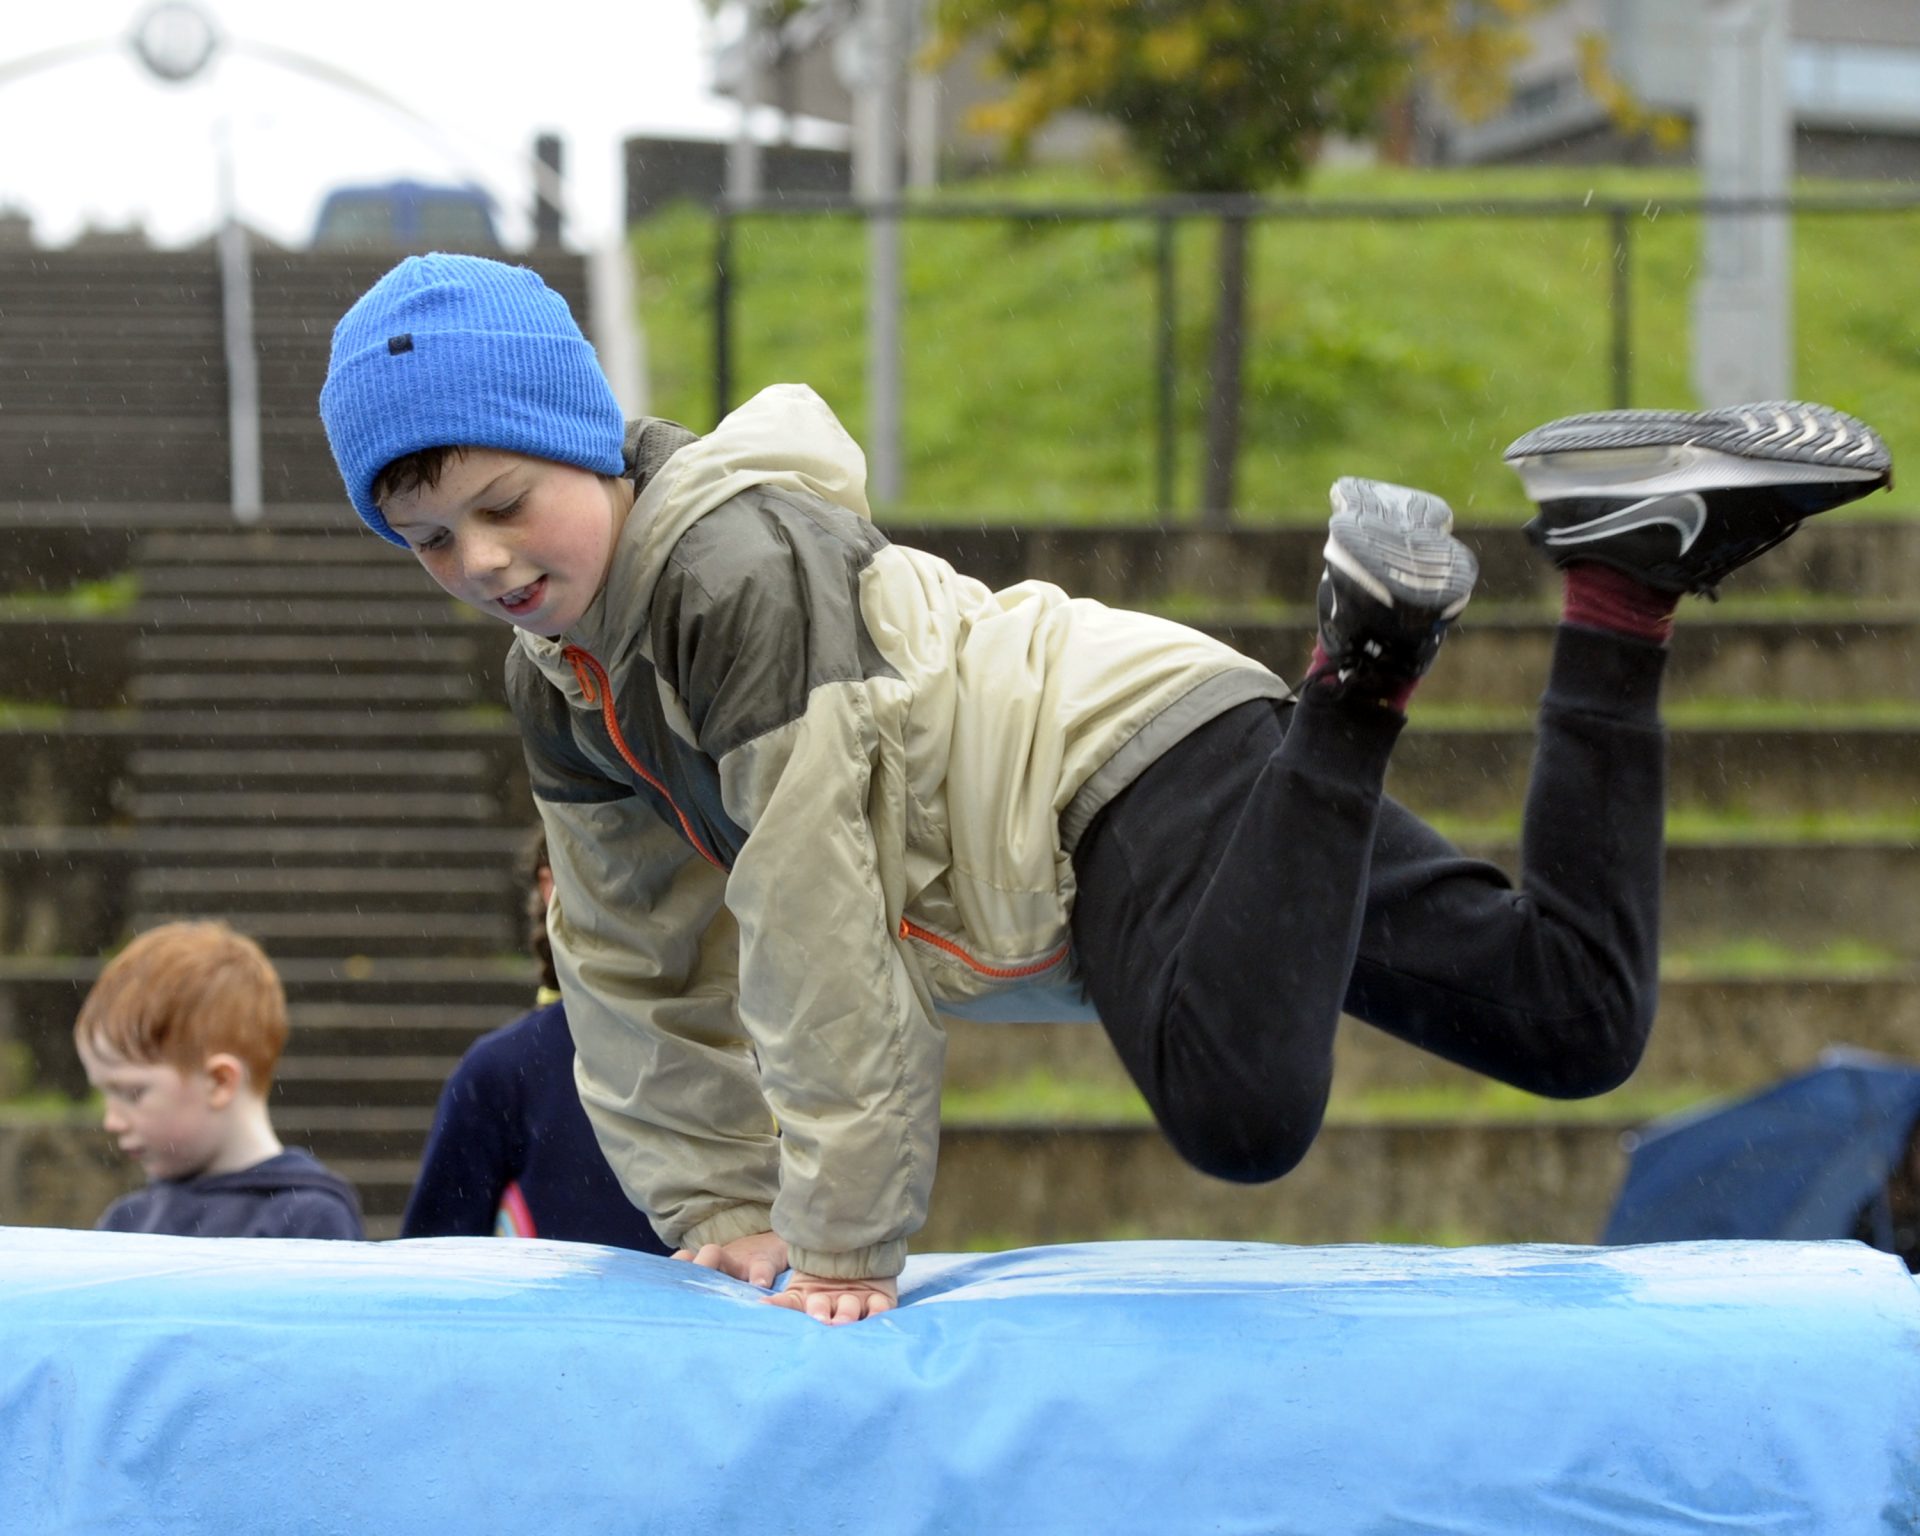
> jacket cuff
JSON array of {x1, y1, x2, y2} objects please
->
[
  {"x1": 680, "y1": 1203, "x2": 776, "y2": 1252},
  {"x1": 786, "y1": 1239, "x2": 908, "y2": 1281}
]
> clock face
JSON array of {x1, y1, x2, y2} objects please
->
[{"x1": 131, "y1": 0, "x2": 221, "y2": 85}]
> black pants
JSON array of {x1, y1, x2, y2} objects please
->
[{"x1": 1069, "y1": 624, "x2": 1666, "y2": 1183}]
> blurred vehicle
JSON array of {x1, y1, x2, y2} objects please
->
[
  {"x1": 311, "y1": 180, "x2": 500, "y2": 251},
  {"x1": 1602, "y1": 1048, "x2": 1920, "y2": 1267}
]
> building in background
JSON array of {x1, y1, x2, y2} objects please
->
[{"x1": 1424, "y1": 0, "x2": 1920, "y2": 177}]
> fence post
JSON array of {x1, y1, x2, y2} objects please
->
[
  {"x1": 1610, "y1": 204, "x2": 1633, "y2": 410},
  {"x1": 713, "y1": 210, "x2": 734, "y2": 428},
  {"x1": 1155, "y1": 214, "x2": 1177, "y2": 523}
]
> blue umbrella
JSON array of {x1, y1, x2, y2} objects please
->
[{"x1": 1602, "y1": 1048, "x2": 1920, "y2": 1249}]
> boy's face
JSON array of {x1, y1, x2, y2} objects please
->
[
  {"x1": 76, "y1": 1039, "x2": 226, "y2": 1182},
  {"x1": 380, "y1": 449, "x2": 622, "y2": 637}
]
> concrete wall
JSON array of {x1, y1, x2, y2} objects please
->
[
  {"x1": 625, "y1": 136, "x2": 850, "y2": 222},
  {"x1": 0, "y1": 1113, "x2": 136, "y2": 1230}
]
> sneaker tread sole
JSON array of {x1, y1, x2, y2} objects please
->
[{"x1": 1505, "y1": 401, "x2": 1890, "y2": 477}]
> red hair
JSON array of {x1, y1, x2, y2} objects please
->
[{"x1": 75, "y1": 921, "x2": 289, "y2": 1089}]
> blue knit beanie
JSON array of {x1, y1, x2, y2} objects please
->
[{"x1": 319, "y1": 253, "x2": 626, "y2": 546}]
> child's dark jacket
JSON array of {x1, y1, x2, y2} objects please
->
[
  {"x1": 509, "y1": 386, "x2": 1289, "y2": 1279},
  {"x1": 400, "y1": 997, "x2": 671, "y2": 1254},
  {"x1": 97, "y1": 1149, "x2": 364, "y2": 1239}
]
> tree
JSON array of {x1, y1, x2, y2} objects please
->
[{"x1": 932, "y1": 0, "x2": 1554, "y2": 524}]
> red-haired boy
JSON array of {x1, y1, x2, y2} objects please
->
[{"x1": 74, "y1": 921, "x2": 363, "y2": 1239}]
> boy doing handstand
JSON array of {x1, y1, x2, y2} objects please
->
[
  {"x1": 76, "y1": 921, "x2": 364, "y2": 1240},
  {"x1": 320, "y1": 255, "x2": 1889, "y2": 1322}
]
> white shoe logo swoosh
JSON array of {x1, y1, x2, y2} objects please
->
[{"x1": 1543, "y1": 492, "x2": 1707, "y2": 554}]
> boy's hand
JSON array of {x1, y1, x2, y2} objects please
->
[
  {"x1": 672, "y1": 1230, "x2": 789, "y2": 1290},
  {"x1": 766, "y1": 1271, "x2": 897, "y2": 1326}
]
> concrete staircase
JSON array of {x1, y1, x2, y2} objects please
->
[
  {"x1": 0, "y1": 248, "x2": 588, "y2": 1235},
  {"x1": 120, "y1": 521, "x2": 537, "y2": 1226}
]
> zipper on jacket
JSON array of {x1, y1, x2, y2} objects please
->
[
  {"x1": 896, "y1": 917, "x2": 1070, "y2": 980},
  {"x1": 562, "y1": 644, "x2": 726, "y2": 872}
]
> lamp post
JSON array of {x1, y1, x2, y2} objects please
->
[{"x1": 1692, "y1": 0, "x2": 1793, "y2": 407}]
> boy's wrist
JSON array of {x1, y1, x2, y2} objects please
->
[
  {"x1": 786, "y1": 1238, "x2": 907, "y2": 1281},
  {"x1": 679, "y1": 1202, "x2": 777, "y2": 1252}
]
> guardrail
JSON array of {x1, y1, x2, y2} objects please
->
[{"x1": 709, "y1": 190, "x2": 1920, "y2": 522}]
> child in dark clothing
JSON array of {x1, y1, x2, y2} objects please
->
[
  {"x1": 401, "y1": 832, "x2": 671, "y2": 1253},
  {"x1": 76, "y1": 921, "x2": 363, "y2": 1240}
]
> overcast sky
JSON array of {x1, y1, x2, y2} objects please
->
[{"x1": 0, "y1": 0, "x2": 784, "y2": 250}]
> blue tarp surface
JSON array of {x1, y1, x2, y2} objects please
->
[{"x1": 6, "y1": 1228, "x2": 1919, "y2": 1534}]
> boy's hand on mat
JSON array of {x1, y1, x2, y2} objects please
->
[
  {"x1": 767, "y1": 1272, "x2": 898, "y2": 1325},
  {"x1": 673, "y1": 1231, "x2": 789, "y2": 1290}
]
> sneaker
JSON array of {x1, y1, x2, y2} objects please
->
[
  {"x1": 1310, "y1": 476, "x2": 1479, "y2": 699},
  {"x1": 1506, "y1": 401, "x2": 1892, "y2": 597}
]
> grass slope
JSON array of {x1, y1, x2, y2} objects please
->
[{"x1": 632, "y1": 163, "x2": 1920, "y2": 524}]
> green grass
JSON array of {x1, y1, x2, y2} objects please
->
[
  {"x1": 0, "y1": 699, "x2": 68, "y2": 728},
  {"x1": 633, "y1": 162, "x2": 1920, "y2": 524},
  {"x1": 943, "y1": 1068, "x2": 1151, "y2": 1124},
  {"x1": 0, "y1": 572, "x2": 139, "y2": 617},
  {"x1": 1327, "y1": 1081, "x2": 1699, "y2": 1125},
  {"x1": 1140, "y1": 591, "x2": 1919, "y2": 625},
  {"x1": 0, "y1": 1093, "x2": 90, "y2": 1118},
  {"x1": 1662, "y1": 935, "x2": 1909, "y2": 979},
  {"x1": 1410, "y1": 698, "x2": 1920, "y2": 729},
  {"x1": 942, "y1": 1067, "x2": 1698, "y2": 1128},
  {"x1": 1428, "y1": 807, "x2": 1920, "y2": 841}
]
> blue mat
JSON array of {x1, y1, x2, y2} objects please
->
[{"x1": 6, "y1": 1229, "x2": 1918, "y2": 1533}]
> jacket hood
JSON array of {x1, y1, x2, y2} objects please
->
[
  {"x1": 515, "y1": 384, "x2": 871, "y2": 695},
  {"x1": 187, "y1": 1149, "x2": 359, "y2": 1202}
]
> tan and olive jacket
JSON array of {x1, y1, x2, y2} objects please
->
[{"x1": 511, "y1": 384, "x2": 1290, "y2": 1278}]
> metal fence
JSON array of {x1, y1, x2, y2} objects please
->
[{"x1": 705, "y1": 190, "x2": 1920, "y2": 520}]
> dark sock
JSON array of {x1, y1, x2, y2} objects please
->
[
  {"x1": 1562, "y1": 563, "x2": 1679, "y2": 647},
  {"x1": 1305, "y1": 641, "x2": 1416, "y2": 714}
]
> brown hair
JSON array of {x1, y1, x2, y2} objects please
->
[
  {"x1": 370, "y1": 445, "x2": 463, "y2": 510},
  {"x1": 524, "y1": 827, "x2": 557, "y2": 992},
  {"x1": 75, "y1": 921, "x2": 289, "y2": 1089}
]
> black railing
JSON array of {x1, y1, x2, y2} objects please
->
[{"x1": 709, "y1": 191, "x2": 1920, "y2": 520}]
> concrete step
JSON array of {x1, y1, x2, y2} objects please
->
[
  {"x1": 918, "y1": 1119, "x2": 1635, "y2": 1248},
  {"x1": 271, "y1": 1113, "x2": 1638, "y2": 1243},
  {"x1": 127, "y1": 908, "x2": 515, "y2": 958},
  {"x1": 131, "y1": 598, "x2": 475, "y2": 631},
  {"x1": 135, "y1": 531, "x2": 415, "y2": 566},
  {"x1": 127, "y1": 747, "x2": 494, "y2": 791},
  {"x1": 0, "y1": 387, "x2": 331, "y2": 417},
  {"x1": 0, "y1": 438, "x2": 349, "y2": 503},
  {"x1": 892, "y1": 519, "x2": 1920, "y2": 605},
  {"x1": 129, "y1": 671, "x2": 481, "y2": 707},
  {"x1": 1200, "y1": 612, "x2": 1920, "y2": 706},
  {"x1": 131, "y1": 864, "x2": 509, "y2": 906},
  {"x1": 1, "y1": 945, "x2": 1908, "y2": 1108},
  {"x1": 17, "y1": 609, "x2": 1920, "y2": 715},
  {"x1": 1388, "y1": 723, "x2": 1920, "y2": 821},
  {"x1": 139, "y1": 564, "x2": 446, "y2": 600},
  {"x1": 123, "y1": 789, "x2": 502, "y2": 825},
  {"x1": 287, "y1": 1001, "x2": 528, "y2": 1056},
  {"x1": 0, "y1": 822, "x2": 520, "y2": 860},
  {"x1": 941, "y1": 973, "x2": 1920, "y2": 1103},
  {"x1": 11, "y1": 506, "x2": 1920, "y2": 601},
  {"x1": 271, "y1": 1054, "x2": 465, "y2": 1108},
  {"x1": 0, "y1": 1109, "x2": 1640, "y2": 1248},
  {"x1": 133, "y1": 633, "x2": 485, "y2": 672},
  {"x1": 2, "y1": 825, "x2": 1915, "y2": 966},
  {"x1": 0, "y1": 825, "x2": 523, "y2": 957},
  {"x1": 13, "y1": 714, "x2": 1916, "y2": 829}
]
